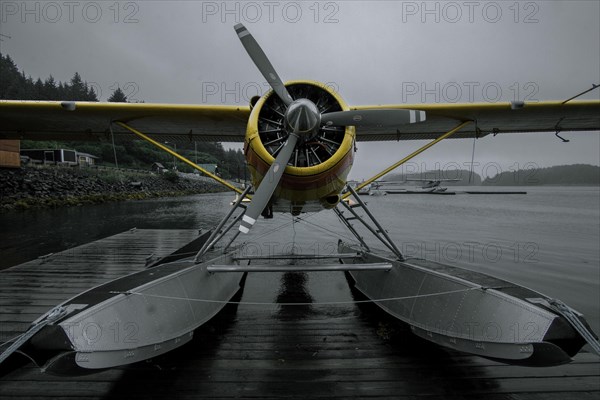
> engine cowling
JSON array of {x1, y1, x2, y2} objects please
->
[{"x1": 244, "y1": 81, "x2": 355, "y2": 213}]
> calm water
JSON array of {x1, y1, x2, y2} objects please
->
[{"x1": 0, "y1": 186, "x2": 598, "y2": 332}]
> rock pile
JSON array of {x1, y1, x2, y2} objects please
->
[{"x1": 0, "y1": 166, "x2": 223, "y2": 210}]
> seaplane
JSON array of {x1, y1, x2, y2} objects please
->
[
  {"x1": 1, "y1": 24, "x2": 599, "y2": 374},
  {"x1": 370, "y1": 177, "x2": 462, "y2": 194}
]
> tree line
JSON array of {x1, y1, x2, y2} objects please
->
[
  {"x1": 385, "y1": 165, "x2": 599, "y2": 186},
  {"x1": 1, "y1": 53, "x2": 247, "y2": 180},
  {"x1": 482, "y1": 164, "x2": 600, "y2": 186},
  {"x1": 1, "y1": 54, "x2": 98, "y2": 101}
]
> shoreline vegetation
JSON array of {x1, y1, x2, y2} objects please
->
[
  {"x1": 386, "y1": 164, "x2": 600, "y2": 186},
  {"x1": 0, "y1": 165, "x2": 228, "y2": 212},
  {"x1": 2, "y1": 163, "x2": 598, "y2": 213}
]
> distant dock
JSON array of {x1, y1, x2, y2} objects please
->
[
  {"x1": 1, "y1": 229, "x2": 598, "y2": 398},
  {"x1": 383, "y1": 190, "x2": 527, "y2": 195},
  {"x1": 463, "y1": 190, "x2": 528, "y2": 195},
  {"x1": 369, "y1": 189, "x2": 529, "y2": 195}
]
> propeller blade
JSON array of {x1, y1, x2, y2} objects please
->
[
  {"x1": 239, "y1": 133, "x2": 299, "y2": 234},
  {"x1": 322, "y1": 109, "x2": 426, "y2": 127},
  {"x1": 234, "y1": 23, "x2": 294, "y2": 107}
]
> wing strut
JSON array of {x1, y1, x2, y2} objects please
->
[
  {"x1": 114, "y1": 121, "x2": 246, "y2": 195},
  {"x1": 346, "y1": 120, "x2": 473, "y2": 197},
  {"x1": 194, "y1": 184, "x2": 253, "y2": 263}
]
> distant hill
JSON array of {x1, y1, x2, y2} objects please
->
[
  {"x1": 386, "y1": 169, "x2": 482, "y2": 185},
  {"x1": 483, "y1": 164, "x2": 600, "y2": 186}
]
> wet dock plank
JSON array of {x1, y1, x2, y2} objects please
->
[
  {"x1": 0, "y1": 232, "x2": 599, "y2": 399},
  {"x1": 0, "y1": 229, "x2": 202, "y2": 342}
]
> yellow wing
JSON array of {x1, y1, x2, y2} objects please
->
[
  {"x1": 2, "y1": 99, "x2": 599, "y2": 143},
  {"x1": 0, "y1": 100, "x2": 250, "y2": 142},
  {"x1": 352, "y1": 100, "x2": 600, "y2": 141}
]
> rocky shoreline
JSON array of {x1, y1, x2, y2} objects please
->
[{"x1": 0, "y1": 166, "x2": 225, "y2": 211}]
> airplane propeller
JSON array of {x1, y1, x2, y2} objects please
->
[
  {"x1": 238, "y1": 132, "x2": 298, "y2": 233},
  {"x1": 235, "y1": 23, "x2": 425, "y2": 234},
  {"x1": 322, "y1": 109, "x2": 426, "y2": 127},
  {"x1": 234, "y1": 24, "x2": 294, "y2": 107}
]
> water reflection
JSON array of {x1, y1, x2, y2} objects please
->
[{"x1": 275, "y1": 272, "x2": 314, "y2": 320}]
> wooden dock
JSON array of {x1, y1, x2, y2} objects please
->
[
  {"x1": 1, "y1": 230, "x2": 599, "y2": 399},
  {"x1": 0, "y1": 229, "x2": 203, "y2": 345}
]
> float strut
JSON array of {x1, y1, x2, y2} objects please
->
[
  {"x1": 194, "y1": 185, "x2": 252, "y2": 263},
  {"x1": 333, "y1": 207, "x2": 371, "y2": 252},
  {"x1": 340, "y1": 186, "x2": 404, "y2": 260}
]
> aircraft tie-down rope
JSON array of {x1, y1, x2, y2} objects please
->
[
  {"x1": 109, "y1": 286, "x2": 480, "y2": 307},
  {"x1": 295, "y1": 215, "x2": 362, "y2": 246}
]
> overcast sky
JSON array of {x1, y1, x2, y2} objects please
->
[{"x1": 1, "y1": 1, "x2": 599, "y2": 179}]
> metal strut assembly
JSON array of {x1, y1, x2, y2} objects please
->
[
  {"x1": 337, "y1": 185, "x2": 404, "y2": 261},
  {"x1": 112, "y1": 120, "x2": 253, "y2": 262},
  {"x1": 114, "y1": 121, "x2": 244, "y2": 194},
  {"x1": 333, "y1": 207, "x2": 371, "y2": 252},
  {"x1": 0, "y1": 306, "x2": 67, "y2": 365},
  {"x1": 548, "y1": 299, "x2": 600, "y2": 356},
  {"x1": 194, "y1": 185, "x2": 252, "y2": 263},
  {"x1": 335, "y1": 121, "x2": 474, "y2": 260}
]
